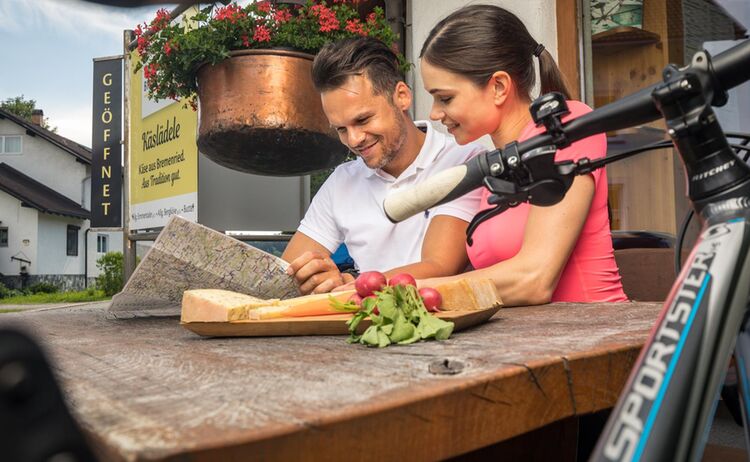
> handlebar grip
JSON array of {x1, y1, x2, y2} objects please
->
[{"x1": 383, "y1": 154, "x2": 487, "y2": 223}]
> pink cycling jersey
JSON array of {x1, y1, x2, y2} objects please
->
[{"x1": 466, "y1": 100, "x2": 628, "y2": 302}]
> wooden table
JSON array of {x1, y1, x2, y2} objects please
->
[{"x1": 0, "y1": 301, "x2": 662, "y2": 461}]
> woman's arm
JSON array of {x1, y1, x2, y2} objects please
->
[{"x1": 420, "y1": 174, "x2": 595, "y2": 306}]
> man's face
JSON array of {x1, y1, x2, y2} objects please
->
[{"x1": 321, "y1": 74, "x2": 407, "y2": 171}]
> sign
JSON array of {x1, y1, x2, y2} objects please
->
[
  {"x1": 92, "y1": 57, "x2": 123, "y2": 227},
  {"x1": 128, "y1": 50, "x2": 198, "y2": 231}
]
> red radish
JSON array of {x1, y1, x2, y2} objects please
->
[
  {"x1": 388, "y1": 272, "x2": 416, "y2": 287},
  {"x1": 364, "y1": 295, "x2": 379, "y2": 315},
  {"x1": 355, "y1": 271, "x2": 387, "y2": 297},
  {"x1": 348, "y1": 293, "x2": 363, "y2": 306},
  {"x1": 419, "y1": 287, "x2": 442, "y2": 312}
]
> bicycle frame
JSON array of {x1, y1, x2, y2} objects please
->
[{"x1": 590, "y1": 51, "x2": 750, "y2": 461}]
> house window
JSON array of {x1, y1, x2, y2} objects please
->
[
  {"x1": 66, "y1": 225, "x2": 79, "y2": 256},
  {"x1": 97, "y1": 234, "x2": 108, "y2": 253},
  {"x1": 0, "y1": 135, "x2": 22, "y2": 154},
  {"x1": 0, "y1": 227, "x2": 7, "y2": 247}
]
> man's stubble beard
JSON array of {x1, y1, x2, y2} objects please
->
[{"x1": 374, "y1": 107, "x2": 408, "y2": 170}]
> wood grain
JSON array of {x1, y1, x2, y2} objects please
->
[
  {"x1": 0, "y1": 301, "x2": 662, "y2": 461},
  {"x1": 181, "y1": 306, "x2": 501, "y2": 337}
]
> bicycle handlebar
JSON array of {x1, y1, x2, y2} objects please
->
[{"x1": 384, "y1": 39, "x2": 750, "y2": 223}]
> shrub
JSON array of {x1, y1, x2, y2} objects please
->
[
  {"x1": 0, "y1": 282, "x2": 15, "y2": 299},
  {"x1": 96, "y1": 252, "x2": 124, "y2": 297},
  {"x1": 25, "y1": 282, "x2": 59, "y2": 294}
]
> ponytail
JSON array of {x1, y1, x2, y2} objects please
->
[{"x1": 537, "y1": 48, "x2": 571, "y2": 100}]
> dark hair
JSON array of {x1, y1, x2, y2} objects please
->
[
  {"x1": 312, "y1": 36, "x2": 404, "y2": 96},
  {"x1": 420, "y1": 4, "x2": 571, "y2": 100}
]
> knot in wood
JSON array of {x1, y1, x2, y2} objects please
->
[{"x1": 428, "y1": 359, "x2": 465, "y2": 375}]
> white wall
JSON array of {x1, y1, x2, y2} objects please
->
[
  {"x1": 407, "y1": 0, "x2": 559, "y2": 149},
  {"x1": 0, "y1": 118, "x2": 89, "y2": 203},
  {"x1": 0, "y1": 192, "x2": 38, "y2": 276},
  {"x1": 36, "y1": 214, "x2": 87, "y2": 275}
]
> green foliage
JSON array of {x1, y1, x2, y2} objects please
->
[
  {"x1": 0, "y1": 95, "x2": 57, "y2": 132},
  {"x1": 25, "y1": 282, "x2": 59, "y2": 294},
  {"x1": 135, "y1": 1, "x2": 407, "y2": 104},
  {"x1": 0, "y1": 282, "x2": 20, "y2": 299},
  {"x1": 0, "y1": 289, "x2": 109, "y2": 305},
  {"x1": 96, "y1": 251, "x2": 124, "y2": 296},
  {"x1": 331, "y1": 285, "x2": 454, "y2": 348}
]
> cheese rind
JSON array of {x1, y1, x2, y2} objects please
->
[{"x1": 434, "y1": 278, "x2": 501, "y2": 311}]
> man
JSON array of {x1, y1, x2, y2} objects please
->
[{"x1": 282, "y1": 37, "x2": 484, "y2": 294}]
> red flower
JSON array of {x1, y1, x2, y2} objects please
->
[
  {"x1": 366, "y1": 12, "x2": 377, "y2": 25},
  {"x1": 274, "y1": 9, "x2": 292, "y2": 23},
  {"x1": 310, "y1": 4, "x2": 339, "y2": 32},
  {"x1": 148, "y1": 8, "x2": 171, "y2": 33},
  {"x1": 256, "y1": 1, "x2": 272, "y2": 13},
  {"x1": 136, "y1": 35, "x2": 149, "y2": 54},
  {"x1": 345, "y1": 18, "x2": 366, "y2": 36},
  {"x1": 134, "y1": 24, "x2": 143, "y2": 37},
  {"x1": 214, "y1": 4, "x2": 246, "y2": 23},
  {"x1": 143, "y1": 63, "x2": 158, "y2": 80},
  {"x1": 253, "y1": 24, "x2": 272, "y2": 43},
  {"x1": 241, "y1": 34, "x2": 250, "y2": 47},
  {"x1": 163, "y1": 41, "x2": 173, "y2": 56}
]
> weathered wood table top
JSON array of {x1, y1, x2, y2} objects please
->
[{"x1": 0, "y1": 301, "x2": 662, "y2": 461}]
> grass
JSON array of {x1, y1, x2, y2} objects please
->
[
  {"x1": 0, "y1": 309, "x2": 24, "y2": 313},
  {"x1": 0, "y1": 289, "x2": 111, "y2": 305}
]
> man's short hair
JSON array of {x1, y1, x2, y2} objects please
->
[{"x1": 311, "y1": 37, "x2": 404, "y2": 96}]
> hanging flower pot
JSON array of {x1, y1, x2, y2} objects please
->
[
  {"x1": 133, "y1": 1, "x2": 409, "y2": 176},
  {"x1": 196, "y1": 49, "x2": 346, "y2": 175}
]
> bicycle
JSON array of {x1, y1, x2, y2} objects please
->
[{"x1": 383, "y1": 39, "x2": 750, "y2": 461}]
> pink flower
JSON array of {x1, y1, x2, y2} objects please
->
[
  {"x1": 241, "y1": 34, "x2": 250, "y2": 47},
  {"x1": 163, "y1": 41, "x2": 173, "y2": 56},
  {"x1": 366, "y1": 12, "x2": 377, "y2": 25},
  {"x1": 253, "y1": 24, "x2": 271, "y2": 42}
]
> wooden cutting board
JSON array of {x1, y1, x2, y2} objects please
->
[{"x1": 181, "y1": 305, "x2": 501, "y2": 337}]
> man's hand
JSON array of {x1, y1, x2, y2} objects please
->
[{"x1": 286, "y1": 251, "x2": 347, "y2": 295}]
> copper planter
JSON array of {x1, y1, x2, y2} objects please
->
[{"x1": 196, "y1": 50, "x2": 347, "y2": 176}]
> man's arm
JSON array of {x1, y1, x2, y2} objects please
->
[
  {"x1": 282, "y1": 232, "x2": 352, "y2": 294},
  {"x1": 382, "y1": 215, "x2": 469, "y2": 279}
]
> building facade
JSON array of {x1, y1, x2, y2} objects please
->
[{"x1": 0, "y1": 108, "x2": 122, "y2": 290}]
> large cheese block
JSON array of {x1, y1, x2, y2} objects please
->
[
  {"x1": 181, "y1": 289, "x2": 356, "y2": 322},
  {"x1": 434, "y1": 278, "x2": 501, "y2": 311},
  {"x1": 181, "y1": 289, "x2": 279, "y2": 323}
]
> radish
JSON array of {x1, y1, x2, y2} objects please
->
[
  {"x1": 348, "y1": 293, "x2": 363, "y2": 306},
  {"x1": 355, "y1": 271, "x2": 387, "y2": 297},
  {"x1": 418, "y1": 287, "x2": 442, "y2": 312},
  {"x1": 388, "y1": 272, "x2": 416, "y2": 287}
]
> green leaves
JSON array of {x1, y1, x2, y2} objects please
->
[{"x1": 346, "y1": 285, "x2": 454, "y2": 348}]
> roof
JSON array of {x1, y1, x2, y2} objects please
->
[
  {"x1": 0, "y1": 163, "x2": 90, "y2": 219},
  {"x1": 0, "y1": 108, "x2": 91, "y2": 164}
]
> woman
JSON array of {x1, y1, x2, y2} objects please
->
[{"x1": 418, "y1": 4, "x2": 627, "y2": 305}]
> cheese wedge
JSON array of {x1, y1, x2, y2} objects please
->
[
  {"x1": 181, "y1": 289, "x2": 279, "y2": 323},
  {"x1": 181, "y1": 289, "x2": 357, "y2": 322},
  {"x1": 434, "y1": 278, "x2": 501, "y2": 311}
]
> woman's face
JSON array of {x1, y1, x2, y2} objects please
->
[{"x1": 420, "y1": 59, "x2": 501, "y2": 145}]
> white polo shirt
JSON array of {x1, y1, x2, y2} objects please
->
[{"x1": 298, "y1": 121, "x2": 484, "y2": 272}]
